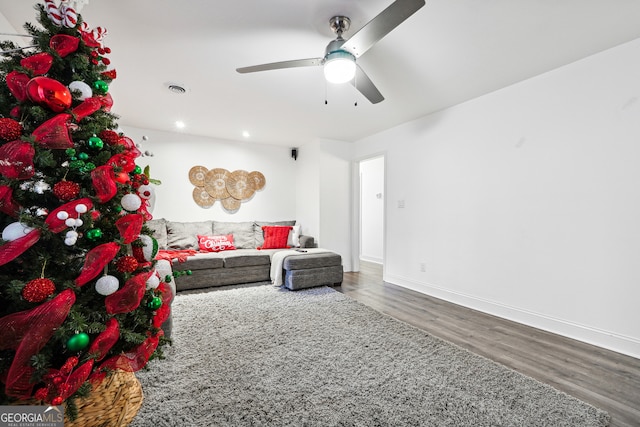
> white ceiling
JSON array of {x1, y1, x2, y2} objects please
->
[{"x1": 1, "y1": 0, "x2": 640, "y2": 147}]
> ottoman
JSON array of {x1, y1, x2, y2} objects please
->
[{"x1": 282, "y1": 251, "x2": 343, "y2": 291}]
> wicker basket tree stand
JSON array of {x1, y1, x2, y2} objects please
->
[{"x1": 66, "y1": 370, "x2": 143, "y2": 427}]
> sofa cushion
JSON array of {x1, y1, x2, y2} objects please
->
[
  {"x1": 166, "y1": 220, "x2": 213, "y2": 249},
  {"x1": 255, "y1": 220, "x2": 296, "y2": 248},
  {"x1": 222, "y1": 252, "x2": 271, "y2": 268},
  {"x1": 213, "y1": 221, "x2": 255, "y2": 249},
  {"x1": 173, "y1": 252, "x2": 224, "y2": 271},
  {"x1": 146, "y1": 218, "x2": 168, "y2": 249}
]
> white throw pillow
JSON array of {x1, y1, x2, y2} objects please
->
[{"x1": 288, "y1": 225, "x2": 301, "y2": 247}]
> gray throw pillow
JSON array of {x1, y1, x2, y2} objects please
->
[
  {"x1": 213, "y1": 221, "x2": 255, "y2": 249},
  {"x1": 166, "y1": 221, "x2": 213, "y2": 249},
  {"x1": 145, "y1": 218, "x2": 168, "y2": 249}
]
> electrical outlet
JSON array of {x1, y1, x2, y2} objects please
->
[
  {"x1": 398, "y1": 200, "x2": 405, "y2": 208},
  {"x1": 419, "y1": 263, "x2": 426, "y2": 272}
]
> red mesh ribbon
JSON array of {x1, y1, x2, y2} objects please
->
[
  {"x1": 107, "y1": 153, "x2": 135, "y2": 173},
  {"x1": 32, "y1": 114, "x2": 74, "y2": 149},
  {"x1": 90, "y1": 165, "x2": 117, "y2": 203},
  {"x1": 105, "y1": 271, "x2": 150, "y2": 314},
  {"x1": 20, "y1": 52, "x2": 53, "y2": 75},
  {"x1": 115, "y1": 214, "x2": 143, "y2": 244},
  {"x1": 96, "y1": 331, "x2": 162, "y2": 375},
  {"x1": 138, "y1": 200, "x2": 153, "y2": 221},
  {"x1": 45, "y1": 198, "x2": 93, "y2": 233},
  {"x1": 74, "y1": 242, "x2": 120, "y2": 287},
  {"x1": 0, "y1": 140, "x2": 35, "y2": 180},
  {"x1": 0, "y1": 289, "x2": 76, "y2": 398},
  {"x1": 152, "y1": 282, "x2": 173, "y2": 329},
  {"x1": 0, "y1": 229, "x2": 40, "y2": 266},
  {"x1": 6, "y1": 71, "x2": 30, "y2": 101},
  {"x1": 72, "y1": 97, "x2": 102, "y2": 121},
  {"x1": 118, "y1": 136, "x2": 142, "y2": 158},
  {"x1": 88, "y1": 318, "x2": 119, "y2": 362},
  {"x1": 0, "y1": 185, "x2": 21, "y2": 217},
  {"x1": 60, "y1": 359, "x2": 93, "y2": 400}
]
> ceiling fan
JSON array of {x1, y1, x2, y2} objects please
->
[{"x1": 236, "y1": 0, "x2": 426, "y2": 104}]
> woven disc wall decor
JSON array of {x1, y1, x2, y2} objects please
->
[
  {"x1": 189, "y1": 166, "x2": 266, "y2": 211},
  {"x1": 188, "y1": 166, "x2": 208, "y2": 187},
  {"x1": 193, "y1": 187, "x2": 215, "y2": 207},
  {"x1": 248, "y1": 171, "x2": 266, "y2": 191},
  {"x1": 226, "y1": 170, "x2": 255, "y2": 200},
  {"x1": 204, "y1": 168, "x2": 230, "y2": 199},
  {"x1": 221, "y1": 196, "x2": 241, "y2": 212}
]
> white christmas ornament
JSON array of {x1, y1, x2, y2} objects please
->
[
  {"x1": 57, "y1": 211, "x2": 69, "y2": 220},
  {"x1": 2, "y1": 222, "x2": 34, "y2": 241},
  {"x1": 146, "y1": 272, "x2": 160, "y2": 290},
  {"x1": 68, "y1": 81, "x2": 92, "y2": 100},
  {"x1": 137, "y1": 184, "x2": 153, "y2": 199},
  {"x1": 121, "y1": 193, "x2": 142, "y2": 211},
  {"x1": 75, "y1": 204, "x2": 88, "y2": 214},
  {"x1": 65, "y1": 218, "x2": 77, "y2": 227},
  {"x1": 138, "y1": 234, "x2": 158, "y2": 261},
  {"x1": 96, "y1": 275, "x2": 120, "y2": 296}
]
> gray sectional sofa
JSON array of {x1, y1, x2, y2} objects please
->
[{"x1": 145, "y1": 219, "x2": 343, "y2": 292}]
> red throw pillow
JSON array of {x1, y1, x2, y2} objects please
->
[
  {"x1": 260, "y1": 226, "x2": 292, "y2": 249},
  {"x1": 197, "y1": 234, "x2": 236, "y2": 252}
]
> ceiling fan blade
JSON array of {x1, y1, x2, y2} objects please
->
[
  {"x1": 236, "y1": 58, "x2": 323, "y2": 74},
  {"x1": 339, "y1": 0, "x2": 426, "y2": 58},
  {"x1": 352, "y1": 65, "x2": 384, "y2": 104}
]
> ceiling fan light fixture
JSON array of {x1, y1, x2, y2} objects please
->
[{"x1": 323, "y1": 50, "x2": 356, "y2": 84}]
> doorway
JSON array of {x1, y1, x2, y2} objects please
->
[{"x1": 359, "y1": 155, "x2": 385, "y2": 266}]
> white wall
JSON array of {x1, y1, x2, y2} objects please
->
[
  {"x1": 123, "y1": 126, "x2": 298, "y2": 223},
  {"x1": 360, "y1": 156, "x2": 385, "y2": 264},
  {"x1": 354, "y1": 38, "x2": 640, "y2": 358},
  {"x1": 318, "y1": 139, "x2": 353, "y2": 271}
]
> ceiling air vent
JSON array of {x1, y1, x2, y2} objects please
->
[{"x1": 166, "y1": 83, "x2": 187, "y2": 94}]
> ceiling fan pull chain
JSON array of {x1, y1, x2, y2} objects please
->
[
  {"x1": 324, "y1": 78, "x2": 328, "y2": 105},
  {"x1": 354, "y1": 69, "x2": 358, "y2": 107}
]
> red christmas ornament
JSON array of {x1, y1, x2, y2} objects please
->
[
  {"x1": 0, "y1": 118, "x2": 23, "y2": 141},
  {"x1": 116, "y1": 256, "x2": 139, "y2": 273},
  {"x1": 98, "y1": 129, "x2": 119, "y2": 145},
  {"x1": 25, "y1": 77, "x2": 72, "y2": 113},
  {"x1": 51, "y1": 396, "x2": 63, "y2": 406},
  {"x1": 20, "y1": 52, "x2": 53, "y2": 75},
  {"x1": 22, "y1": 278, "x2": 56, "y2": 303},
  {"x1": 9, "y1": 106, "x2": 21, "y2": 119},
  {"x1": 53, "y1": 180, "x2": 80, "y2": 201},
  {"x1": 101, "y1": 69, "x2": 117, "y2": 80},
  {"x1": 6, "y1": 71, "x2": 30, "y2": 101},
  {"x1": 34, "y1": 387, "x2": 48, "y2": 401},
  {"x1": 49, "y1": 34, "x2": 79, "y2": 57}
]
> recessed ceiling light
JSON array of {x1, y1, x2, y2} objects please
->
[
  {"x1": 175, "y1": 121, "x2": 186, "y2": 129},
  {"x1": 242, "y1": 131, "x2": 250, "y2": 138}
]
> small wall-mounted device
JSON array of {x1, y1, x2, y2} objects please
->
[{"x1": 291, "y1": 148, "x2": 298, "y2": 161}]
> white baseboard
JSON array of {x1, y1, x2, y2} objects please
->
[
  {"x1": 360, "y1": 255, "x2": 383, "y2": 264},
  {"x1": 385, "y1": 273, "x2": 640, "y2": 360}
]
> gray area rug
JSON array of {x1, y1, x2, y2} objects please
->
[{"x1": 131, "y1": 285, "x2": 610, "y2": 427}]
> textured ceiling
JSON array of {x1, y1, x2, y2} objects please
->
[{"x1": 1, "y1": 0, "x2": 640, "y2": 147}]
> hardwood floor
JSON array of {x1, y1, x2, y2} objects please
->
[{"x1": 336, "y1": 261, "x2": 640, "y2": 427}]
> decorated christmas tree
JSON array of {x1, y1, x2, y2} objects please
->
[{"x1": 0, "y1": 0, "x2": 171, "y2": 413}]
